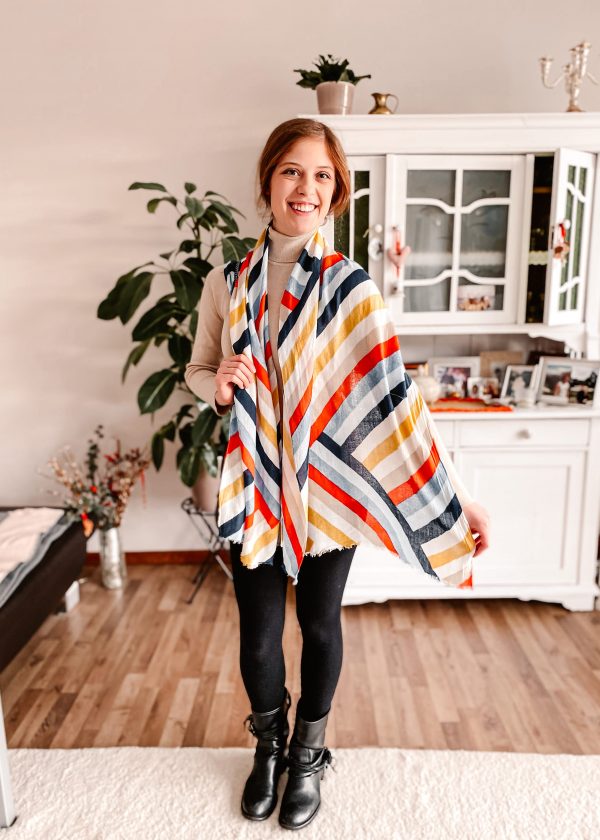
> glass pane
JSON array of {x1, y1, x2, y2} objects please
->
[
  {"x1": 457, "y1": 277, "x2": 504, "y2": 311},
  {"x1": 570, "y1": 281, "x2": 578, "y2": 310},
  {"x1": 404, "y1": 278, "x2": 451, "y2": 312},
  {"x1": 407, "y1": 170, "x2": 455, "y2": 204},
  {"x1": 353, "y1": 192, "x2": 369, "y2": 270},
  {"x1": 355, "y1": 170, "x2": 369, "y2": 193},
  {"x1": 334, "y1": 209, "x2": 349, "y2": 255},
  {"x1": 559, "y1": 289, "x2": 567, "y2": 310},
  {"x1": 568, "y1": 164, "x2": 576, "y2": 186},
  {"x1": 462, "y1": 170, "x2": 511, "y2": 206},
  {"x1": 573, "y1": 195, "x2": 583, "y2": 278},
  {"x1": 404, "y1": 205, "x2": 453, "y2": 280},
  {"x1": 460, "y1": 205, "x2": 508, "y2": 277},
  {"x1": 578, "y1": 167, "x2": 587, "y2": 194}
]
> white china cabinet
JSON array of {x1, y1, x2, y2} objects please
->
[{"x1": 300, "y1": 112, "x2": 600, "y2": 611}]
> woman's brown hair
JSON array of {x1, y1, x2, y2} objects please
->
[{"x1": 256, "y1": 118, "x2": 351, "y2": 223}]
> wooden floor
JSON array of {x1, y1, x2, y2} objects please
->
[{"x1": 1, "y1": 562, "x2": 599, "y2": 753}]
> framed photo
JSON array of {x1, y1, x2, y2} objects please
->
[
  {"x1": 500, "y1": 365, "x2": 539, "y2": 401},
  {"x1": 536, "y1": 357, "x2": 600, "y2": 407},
  {"x1": 479, "y1": 350, "x2": 524, "y2": 384},
  {"x1": 428, "y1": 356, "x2": 480, "y2": 399},
  {"x1": 467, "y1": 376, "x2": 501, "y2": 400}
]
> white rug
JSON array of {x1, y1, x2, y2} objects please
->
[{"x1": 4, "y1": 747, "x2": 600, "y2": 839}]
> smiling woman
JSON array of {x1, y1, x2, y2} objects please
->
[{"x1": 185, "y1": 116, "x2": 486, "y2": 832}]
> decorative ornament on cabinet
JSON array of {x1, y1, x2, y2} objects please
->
[{"x1": 539, "y1": 41, "x2": 598, "y2": 112}]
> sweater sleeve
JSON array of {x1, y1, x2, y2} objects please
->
[
  {"x1": 184, "y1": 264, "x2": 231, "y2": 416},
  {"x1": 421, "y1": 399, "x2": 474, "y2": 508}
]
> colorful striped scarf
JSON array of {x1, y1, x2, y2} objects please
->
[{"x1": 217, "y1": 222, "x2": 475, "y2": 589}]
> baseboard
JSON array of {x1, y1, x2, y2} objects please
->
[{"x1": 85, "y1": 550, "x2": 224, "y2": 566}]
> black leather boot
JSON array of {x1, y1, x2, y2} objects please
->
[
  {"x1": 241, "y1": 687, "x2": 292, "y2": 820},
  {"x1": 278, "y1": 707, "x2": 336, "y2": 830}
]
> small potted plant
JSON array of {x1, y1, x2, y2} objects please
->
[{"x1": 293, "y1": 53, "x2": 371, "y2": 115}]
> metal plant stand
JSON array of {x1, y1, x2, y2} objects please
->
[{"x1": 181, "y1": 498, "x2": 232, "y2": 604}]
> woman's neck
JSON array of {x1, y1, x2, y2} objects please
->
[{"x1": 268, "y1": 221, "x2": 320, "y2": 264}]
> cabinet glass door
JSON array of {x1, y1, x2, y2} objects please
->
[
  {"x1": 545, "y1": 148, "x2": 595, "y2": 326},
  {"x1": 322, "y1": 156, "x2": 385, "y2": 292},
  {"x1": 385, "y1": 155, "x2": 525, "y2": 325}
]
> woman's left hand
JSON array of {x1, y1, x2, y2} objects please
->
[{"x1": 461, "y1": 501, "x2": 491, "y2": 557}]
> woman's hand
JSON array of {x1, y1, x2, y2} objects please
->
[
  {"x1": 215, "y1": 353, "x2": 256, "y2": 407},
  {"x1": 461, "y1": 500, "x2": 491, "y2": 557}
]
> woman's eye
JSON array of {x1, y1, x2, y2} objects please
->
[{"x1": 282, "y1": 168, "x2": 331, "y2": 179}]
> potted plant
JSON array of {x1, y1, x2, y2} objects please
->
[
  {"x1": 293, "y1": 53, "x2": 371, "y2": 115},
  {"x1": 97, "y1": 182, "x2": 256, "y2": 509}
]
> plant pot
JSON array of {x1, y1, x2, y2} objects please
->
[
  {"x1": 191, "y1": 455, "x2": 224, "y2": 513},
  {"x1": 98, "y1": 526, "x2": 127, "y2": 589},
  {"x1": 316, "y1": 81, "x2": 355, "y2": 115}
]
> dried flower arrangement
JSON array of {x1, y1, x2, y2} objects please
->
[{"x1": 41, "y1": 425, "x2": 150, "y2": 536}]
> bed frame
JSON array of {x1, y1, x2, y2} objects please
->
[{"x1": 0, "y1": 506, "x2": 86, "y2": 673}]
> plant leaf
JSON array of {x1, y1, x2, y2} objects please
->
[
  {"x1": 117, "y1": 271, "x2": 154, "y2": 324},
  {"x1": 137, "y1": 369, "x2": 178, "y2": 414},
  {"x1": 151, "y1": 432, "x2": 164, "y2": 470},
  {"x1": 167, "y1": 333, "x2": 192, "y2": 366},
  {"x1": 191, "y1": 409, "x2": 217, "y2": 446},
  {"x1": 121, "y1": 339, "x2": 151, "y2": 383},
  {"x1": 129, "y1": 182, "x2": 168, "y2": 192},
  {"x1": 170, "y1": 269, "x2": 202, "y2": 310},
  {"x1": 179, "y1": 446, "x2": 202, "y2": 486}
]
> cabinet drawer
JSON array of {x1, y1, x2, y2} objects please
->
[{"x1": 457, "y1": 418, "x2": 590, "y2": 448}]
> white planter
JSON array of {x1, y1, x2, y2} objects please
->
[{"x1": 316, "y1": 81, "x2": 355, "y2": 115}]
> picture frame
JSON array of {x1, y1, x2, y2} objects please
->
[
  {"x1": 536, "y1": 356, "x2": 600, "y2": 407},
  {"x1": 428, "y1": 356, "x2": 481, "y2": 399},
  {"x1": 500, "y1": 365, "x2": 540, "y2": 401},
  {"x1": 467, "y1": 376, "x2": 501, "y2": 400}
]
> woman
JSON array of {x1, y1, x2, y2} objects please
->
[{"x1": 185, "y1": 118, "x2": 490, "y2": 831}]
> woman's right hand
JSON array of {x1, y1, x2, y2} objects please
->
[{"x1": 215, "y1": 353, "x2": 256, "y2": 407}]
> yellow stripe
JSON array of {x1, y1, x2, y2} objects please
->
[
  {"x1": 362, "y1": 391, "x2": 425, "y2": 471},
  {"x1": 307, "y1": 506, "x2": 356, "y2": 546},
  {"x1": 280, "y1": 299, "x2": 318, "y2": 386},
  {"x1": 218, "y1": 472, "x2": 245, "y2": 507},
  {"x1": 314, "y1": 294, "x2": 385, "y2": 378},
  {"x1": 428, "y1": 530, "x2": 476, "y2": 570}
]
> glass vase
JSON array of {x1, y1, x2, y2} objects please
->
[{"x1": 98, "y1": 526, "x2": 127, "y2": 589}]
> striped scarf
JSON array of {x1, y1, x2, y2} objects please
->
[{"x1": 217, "y1": 222, "x2": 475, "y2": 589}]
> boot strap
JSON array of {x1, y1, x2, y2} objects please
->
[
  {"x1": 285, "y1": 746, "x2": 336, "y2": 778},
  {"x1": 243, "y1": 714, "x2": 286, "y2": 754}
]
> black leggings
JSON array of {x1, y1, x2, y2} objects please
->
[{"x1": 230, "y1": 540, "x2": 356, "y2": 721}]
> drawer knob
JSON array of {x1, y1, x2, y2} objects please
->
[{"x1": 517, "y1": 428, "x2": 532, "y2": 439}]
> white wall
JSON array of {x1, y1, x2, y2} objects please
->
[{"x1": 2, "y1": 0, "x2": 600, "y2": 551}]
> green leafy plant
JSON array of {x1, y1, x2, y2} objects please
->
[
  {"x1": 293, "y1": 53, "x2": 371, "y2": 90},
  {"x1": 97, "y1": 182, "x2": 256, "y2": 487}
]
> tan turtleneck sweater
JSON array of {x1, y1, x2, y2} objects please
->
[{"x1": 184, "y1": 225, "x2": 473, "y2": 508}]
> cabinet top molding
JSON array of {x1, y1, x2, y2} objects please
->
[{"x1": 296, "y1": 112, "x2": 600, "y2": 154}]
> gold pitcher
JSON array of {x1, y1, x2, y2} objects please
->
[{"x1": 368, "y1": 92, "x2": 399, "y2": 115}]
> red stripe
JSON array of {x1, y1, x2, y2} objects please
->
[
  {"x1": 389, "y1": 437, "x2": 439, "y2": 504},
  {"x1": 308, "y1": 463, "x2": 395, "y2": 553}
]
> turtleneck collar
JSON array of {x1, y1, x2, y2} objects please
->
[{"x1": 267, "y1": 221, "x2": 321, "y2": 264}]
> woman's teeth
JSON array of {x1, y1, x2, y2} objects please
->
[{"x1": 289, "y1": 203, "x2": 317, "y2": 214}]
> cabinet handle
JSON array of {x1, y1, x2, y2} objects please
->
[{"x1": 516, "y1": 428, "x2": 532, "y2": 439}]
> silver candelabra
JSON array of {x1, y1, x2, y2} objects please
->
[{"x1": 539, "y1": 41, "x2": 598, "y2": 112}]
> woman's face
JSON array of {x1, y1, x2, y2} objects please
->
[{"x1": 268, "y1": 137, "x2": 336, "y2": 235}]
